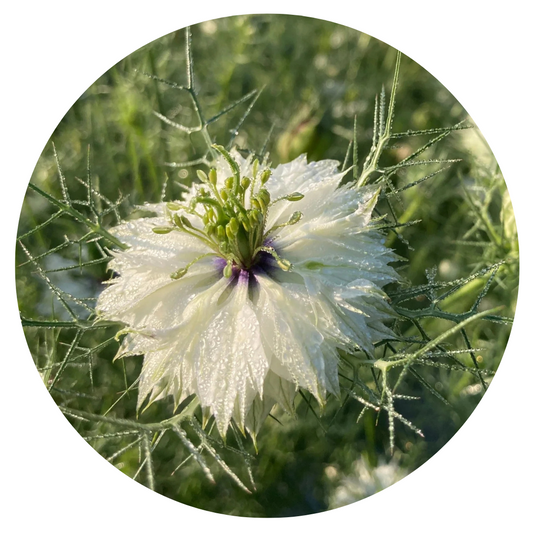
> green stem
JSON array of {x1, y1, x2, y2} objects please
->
[
  {"x1": 27, "y1": 182, "x2": 128, "y2": 251},
  {"x1": 376, "y1": 306, "x2": 503, "y2": 371},
  {"x1": 60, "y1": 397, "x2": 200, "y2": 432}
]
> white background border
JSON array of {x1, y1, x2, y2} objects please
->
[{"x1": 2, "y1": 1, "x2": 531, "y2": 531}]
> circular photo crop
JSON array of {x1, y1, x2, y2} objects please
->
[{"x1": 16, "y1": 14, "x2": 518, "y2": 517}]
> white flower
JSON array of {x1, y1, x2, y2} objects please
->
[
  {"x1": 328, "y1": 456, "x2": 408, "y2": 508},
  {"x1": 96, "y1": 147, "x2": 399, "y2": 438}
]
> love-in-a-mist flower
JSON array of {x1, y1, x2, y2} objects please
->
[{"x1": 96, "y1": 146, "x2": 399, "y2": 439}]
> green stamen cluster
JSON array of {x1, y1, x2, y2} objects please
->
[{"x1": 152, "y1": 145, "x2": 304, "y2": 279}]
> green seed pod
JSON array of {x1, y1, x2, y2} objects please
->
[
  {"x1": 252, "y1": 158, "x2": 259, "y2": 178},
  {"x1": 166, "y1": 201, "x2": 181, "y2": 211},
  {"x1": 225, "y1": 177, "x2": 234, "y2": 190},
  {"x1": 220, "y1": 189, "x2": 229, "y2": 201},
  {"x1": 241, "y1": 176, "x2": 251, "y2": 190}
]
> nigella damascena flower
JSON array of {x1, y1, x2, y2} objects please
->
[{"x1": 96, "y1": 146, "x2": 400, "y2": 439}]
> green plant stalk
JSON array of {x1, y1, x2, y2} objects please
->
[
  {"x1": 60, "y1": 397, "x2": 200, "y2": 432},
  {"x1": 27, "y1": 182, "x2": 128, "y2": 251},
  {"x1": 375, "y1": 305, "x2": 503, "y2": 372}
]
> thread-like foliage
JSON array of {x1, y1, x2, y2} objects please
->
[{"x1": 17, "y1": 18, "x2": 515, "y2": 514}]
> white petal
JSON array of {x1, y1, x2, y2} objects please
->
[
  {"x1": 266, "y1": 157, "x2": 345, "y2": 228},
  {"x1": 195, "y1": 275, "x2": 269, "y2": 435},
  {"x1": 253, "y1": 272, "x2": 338, "y2": 402}
]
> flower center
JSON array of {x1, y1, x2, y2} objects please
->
[{"x1": 151, "y1": 145, "x2": 304, "y2": 280}]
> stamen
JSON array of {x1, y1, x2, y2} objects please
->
[
  {"x1": 260, "y1": 168, "x2": 272, "y2": 185},
  {"x1": 252, "y1": 158, "x2": 259, "y2": 178},
  {"x1": 170, "y1": 252, "x2": 217, "y2": 279},
  {"x1": 212, "y1": 144, "x2": 240, "y2": 195},
  {"x1": 152, "y1": 226, "x2": 174, "y2": 234},
  {"x1": 271, "y1": 191, "x2": 304, "y2": 204},
  {"x1": 223, "y1": 260, "x2": 234, "y2": 278},
  {"x1": 258, "y1": 246, "x2": 293, "y2": 271},
  {"x1": 209, "y1": 168, "x2": 217, "y2": 186},
  {"x1": 154, "y1": 151, "x2": 299, "y2": 276},
  {"x1": 255, "y1": 188, "x2": 271, "y2": 212},
  {"x1": 196, "y1": 169, "x2": 209, "y2": 184},
  {"x1": 265, "y1": 211, "x2": 303, "y2": 238},
  {"x1": 166, "y1": 201, "x2": 182, "y2": 211}
]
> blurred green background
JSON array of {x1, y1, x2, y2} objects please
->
[{"x1": 16, "y1": 14, "x2": 517, "y2": 517}]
